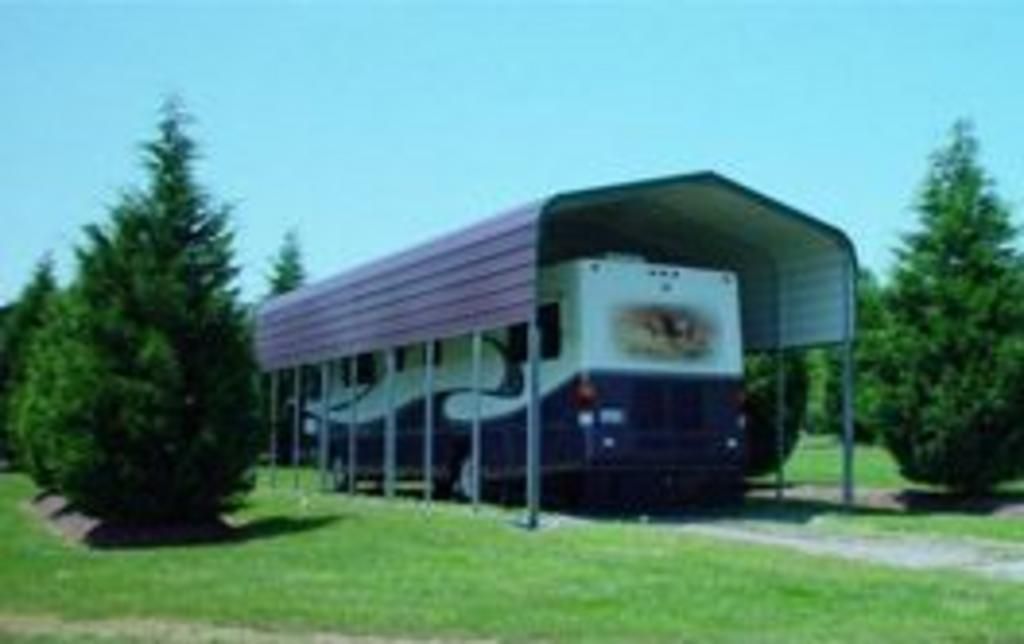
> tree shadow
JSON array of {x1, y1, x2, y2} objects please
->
[
  {"x1": 80, "y1": 514, "x2": 348, "y2": 549},
  {"x1": 235, "y1": 514, "x2": 346, "y2": 542},
  {"x1": 26, "y1": 487, "x2": 351, "y2": 551},
  {"x1": 893, "y1": 489, "x2": 1024, "y2": 516}
]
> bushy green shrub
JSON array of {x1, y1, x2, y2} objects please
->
[
  {"x1": 743, "y1": 352, "x2": 808, "y2": 477},
  {"x1": 12, "y1": 295, "x2": 98, "y2": 487},
  {"x1": 0, "y1": 256, "x2": 57, "y2": 462}
]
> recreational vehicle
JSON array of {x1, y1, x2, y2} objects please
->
[
  {"x1": 318, "y1": 257, "x2": 745, "y2": 507},
  {"x1": 256, "y1": 172, "x2": 858, "y2": 515}
]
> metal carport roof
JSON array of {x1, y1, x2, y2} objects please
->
[{"x1": 255, "y1": 171, "x2": 857, "y2": 370}]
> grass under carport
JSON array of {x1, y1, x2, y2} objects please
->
[{"x1": 3, "y1": 456, "x2": 1024, "y2": 643}]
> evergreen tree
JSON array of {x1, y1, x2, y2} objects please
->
[
  {"x1": 743, "y1": 352, "x2": 808, "y2": 477},
  {"x1": 11, "y1": 293, "x2": 94, "y2": 486},
  {"x1": 267, "y1": 229, "x2": 305, "y2": 296},
  {"x1": 14, "y1": 99, "x2": 261, "y2": 521},
  {"x1": 879, "y1": 120, "x2": 1024, "y2": 493},
  {"x1": 0, "y1": 255, "x2": 57, "y2": 460}
]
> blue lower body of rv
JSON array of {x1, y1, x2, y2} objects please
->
[{"x1": 327, "y1": 372, "x2": 745, "y2": 510}]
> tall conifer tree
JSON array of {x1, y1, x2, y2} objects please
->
[
  {"x1": 267, "y1": 229, "x2": 306, "y2": 296},
  {"x1": 14, "y1": 100, "x2": 261, "y2": 520},
  {"x1": 879, "y1": 121, "x2": 1024, "y2": 492}
]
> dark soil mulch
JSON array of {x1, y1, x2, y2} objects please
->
[{"x1": 30, "y1": 494, "x2": 236, "y2": 549}]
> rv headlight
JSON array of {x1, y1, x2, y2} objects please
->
[{"x1": 726, "y1": 437, "x2": 739, "y2": 450}]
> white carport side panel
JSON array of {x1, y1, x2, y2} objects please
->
[
  {"x1": 645, "y1": 177, "x2": 854, "y2": 351},
  {"x1": 542, "y1": 174, "x2": 856, "y2": 352},
  {"x1": 777, "y1": 246, "x2": 851, "y2": 348},
  {"x1": 734, "y1": 265, "x2": 779, "y2": 352}
]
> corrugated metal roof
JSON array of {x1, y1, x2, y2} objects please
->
[{"x1": 255, "y1": 172, "x2": 856, "y2": 369}]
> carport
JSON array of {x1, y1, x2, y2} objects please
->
[{"x1": 255, "y1": 171, "x2": 858, "y2": 527}]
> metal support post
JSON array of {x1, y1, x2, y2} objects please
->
[
  {"x1": 471, "y1": 330, "x2": 483, "y2": 511},
  {"x1": 385, "y1": 350, "x2": 396, "y2": 499},
  {"x1": 775, "y1": 350, "x2": 786, "y2": 500},
  {"x1": 423, "y1": 341, "x2": 435, "y2": 504},
  {"x1": 269, "y1": 370, "x2": 278, "y2": 488},
  {"x1": 526, "y1": 318, "x2": 541, "y2": 529},
  {"x1": 841, "y1": 259, "x2": 857, "y2": 508},
  {"x1": 841, "y1": 340, "x2": 856, "y2": 506},
  {"x1": 348, "y1": 357, "x2": 358, "y2": 495},
  {"x1": 319, "y1": 361, "x2": 330, "y2": 492},
  {"x1": 292, "y1": 365, "x2": 302, "y2": 491}
]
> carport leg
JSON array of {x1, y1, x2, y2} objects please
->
[
  {"x1": 293, "y1": 365, "x2": 302, "y2": 491},
  {"x1": 319, "y1": 361, "x2": 330, "y2": 492},
  {"x1": 842, "y1": 339, "x2": 855, "y2": 507},
  {"x1": 471, "y1": 330, "x2": 483, "y2": 511},
  {"x1": 385, "y1": 349, "x2": 396, "y2": 499},
  {"x1": 775, "y1": 351, "x2": 786, "y2": 501},
  {"x1": 423, "y1": 341, "x2": 435, "y2": 504},
  {"x1": 526, "y1": 318, "x2": 541, "y2": 529},
  {"x1": 348, "y1": 357, "x2": 358, "y2": 495},
  {"x1": 269, "y1": 370, "x2": 278, "y2": 488}
]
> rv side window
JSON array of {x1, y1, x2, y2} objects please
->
[
  {"x1": 431, "y1": 340, "x2": 443, "y2": 366},
  {"x1": 508, "y1": 323, "x2": 528, "y2": 363},
  {"x1": 507, "y1": 305, "x2": 560, "y2": 363},
  {"x1": 539, "y1": 302, "x2": 561, "y2": 360},
  {"x1": 394, "y1": 346, "x2": 406, "y2": 372},
  {"x1": 356, "y1": 353, "x2": 376, "y2": 384}
]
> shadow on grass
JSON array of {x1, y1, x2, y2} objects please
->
[
  {"x1": 32, "y1": 492, "x2": 348, "y2": 549},
  {"x1": 692, "y1": 496, "x2": 901, "y2": 524},
  {"x1": 892, "y1": 489, "x2": 1024, "y2": 515},
  {"x1": 83, "y1": 514, "x2": 347, "y2": 549},
  {"x1": 562, "y1": 488, "x2": 904, "y2": 527},
  {"x1": 235, "y1": 515, "x2": 345, "y2": 542}
]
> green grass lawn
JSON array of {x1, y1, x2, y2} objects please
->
[
  {"x1": 779, "y1": 433, "x2": 1024, "y2": 492},
  {"x1": 3, "y1": 471, "x2": 1024, "y2": 643},
  {"x1": 773, "y1": 434, "x2": 906, "y2": 489},
  {"x1": 750, "y1": 435, "x2": 1024, "y2": 545}
]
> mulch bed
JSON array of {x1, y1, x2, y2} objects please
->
[{"x1": 30, "y1": 494, "x2": 236, "y2": 549}]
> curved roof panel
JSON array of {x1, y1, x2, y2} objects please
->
[{"x1": 255, "y1": 172, "x2": 856, "y2": 370}]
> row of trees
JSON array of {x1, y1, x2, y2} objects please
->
[{"x1": 1, "y1": 108, "x2": 1020, "y2": 526}]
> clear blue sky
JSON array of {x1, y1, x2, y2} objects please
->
[{"x1": 2, "y1": 2, "x2": 1022, "y2": 306}]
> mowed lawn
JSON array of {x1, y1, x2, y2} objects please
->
[
  {"x1": 778, "y1": 434, "x2": 907, "y2": 489},
  {"x1": 3, "y1": 468, "x2": 1024, "y2": 643},
  {"x1": 762, "y1": 435, "x2": 1024, "y2": 544}
]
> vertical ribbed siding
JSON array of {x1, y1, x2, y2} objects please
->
[{"x1": 255, "y1": 203, "x2": 541, "y2": 369}]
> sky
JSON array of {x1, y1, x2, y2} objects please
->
[{"x1": 2, "y1": 1, "x2": 1022, "y2": 306}]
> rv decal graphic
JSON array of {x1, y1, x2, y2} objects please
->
[
  {"x1": 311, "y1": 335, "x2": 527, "y2": 428},
  {"x1": 615, "y1": 305, "x2": 713, "y2": 360}
]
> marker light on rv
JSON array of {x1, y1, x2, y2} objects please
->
[{"x1": 574, "y1": 375, "x2": 599, "y2": 410}]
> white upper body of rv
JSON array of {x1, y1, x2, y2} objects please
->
[{"x1": 541, "y1": 257, "x2": 743, "y2": 378}]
